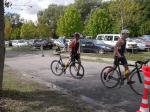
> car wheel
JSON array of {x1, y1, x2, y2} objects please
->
[{"x1": 98, "y1": 49, "x2": 104, "y2": 54}]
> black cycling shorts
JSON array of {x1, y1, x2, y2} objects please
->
[
  {"x1": 114, "y1": 56, "x2": 127, "y2": 66},
  {"x1": 71, "y1": 54, "x2": 80, "y2": 62}
]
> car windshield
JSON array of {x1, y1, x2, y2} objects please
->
[
  {"x1": 144, "y1": 35, "x2": 150, "y2": 38},
  {"x1": 18, "y1": 40, "x2": 24, "y2": 43},
  {"x1": 93, "y1": 40, "x2": 105, "y2": 44},
  {"x1": 127, "y1": 39, "x2": 134, "y2": 42}
]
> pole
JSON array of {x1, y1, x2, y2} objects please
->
[
  {"x1": 120, "y1": 0, "x2": 124, "y2": 30},
  {"x1": 41, "y1": 44, "x2": 44, "y2": 57}
]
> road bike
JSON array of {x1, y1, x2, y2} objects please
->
[
  {"x1": 51, "y1": 53, "x2": 85, "y2": 79},
  {"x1": 101, "y1": 58, "x2": 150, "y2": 96}
]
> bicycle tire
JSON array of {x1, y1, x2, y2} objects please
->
[
  {"x1": 129, "y1": 70, "x2": 145, "y2": 96},
  {"x1": 101, "y1": 66, "x2": 120, "y2": 88},
  {"x1": 69, "y1": 62, "x2": 84, "y2": 79},
  {"x1": 51, "y1": 60, "x2": 63, "y2": 76}
]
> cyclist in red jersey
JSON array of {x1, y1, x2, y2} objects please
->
[{"x1": 66, "y1": 32, "x2": 82, "y2": 76}]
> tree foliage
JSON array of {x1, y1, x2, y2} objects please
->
[
  {"x1": 5, "y1": 18, "x2": 12, "y2": 40},
  {"x1": 37, "y1": 5, "x2": 65, "y2": 37},
  {"x1": 20, "y1": 21, "x2": 36, "y2": 39},
  {"x1": 56, "y1": 6, "x2": 83, "y2": 37},
  {"x1": 3, "y1": 0, "x2": 150, "y2": 38},
  {"x1": 37, "y1": 24, "x2": 51, "y2": 39},
  {"x1": 84, "y1": 8, "x2": 112, "y2": 37},
  {"x1": 11, "y1": 28, "x2": 21, "y2": 39},
  {"x1": 107, "y1": 0, "x2": 141, "y2": 35},
  {"x1": 74, "y1": 0, "x2": 102, "y2": 21}
]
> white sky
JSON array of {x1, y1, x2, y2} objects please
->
[{"x1": 5, "y1": 0, "x2": 74, "y2": 22}]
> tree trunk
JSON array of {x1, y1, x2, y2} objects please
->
[{"x1": 0, "y1": 0, "x2": 5, "y2": 90}]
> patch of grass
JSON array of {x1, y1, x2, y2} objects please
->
[
  {"x1": 0, "y1": 66, "x2": 94, "y2": 112},
  {"x1": 7, "y1": 46, "x2": 39, "y2": 52},
  {"x1": 81, "y1": 51, "x2": 150, "y2": 61}
]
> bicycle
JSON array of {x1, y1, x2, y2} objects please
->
[
  {"x1": 100, "y1": 58, "x2": 150, "y2": 96},
  {"x1": 50, "y1": 52, "x2": 85, "y2": 79}
]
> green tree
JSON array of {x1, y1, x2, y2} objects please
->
[
  {"x1": 84, "y1": 8, "x2": 112, "y2": 37},
  {"x1": 20, "y1": 21, "x2": 36, "y2": 39},
  {"x1": 107, "y1": 0, "x2": 141, "y2": 35},
  {"x1": 74, "y1": 0, "x2": 102, "y2": 21},
  {"x1": 56, "y1": 6, "x2": 83, "y2": 38},
  {"x1": 11, "y1": 28, "x2": 21, "y2": 39},
  {"x1": 139, "y1": 20, "x2": 150, "y2": 35},
  {"x1": 37, "y1": 24, "x2": 51, "y2": 39},
  {"x1": 5, "y1": 18, "x2": 12, "y2": 40},
  {"x1": 37, "y1": 5, "x2": 65, "y2": 38}
]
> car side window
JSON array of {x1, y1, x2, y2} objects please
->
[
  {"x1": 106, "y1": 36, "x2": 113, "y2": 41},
  {"x1": 86, "y1": 42, "x2": 93, "y2": 46},
  {"x1": 114, "y1": 36, "x2": 119, "y2": 41},
  {"x1": 97, "y1": 36, "x2": 103, "y2": 40}
]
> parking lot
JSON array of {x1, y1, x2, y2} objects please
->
[{"x1": 5, "y1": 49, "x2": 147, "y2": 112}]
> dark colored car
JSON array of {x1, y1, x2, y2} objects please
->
[
  {"x1": 80, "y1": 39, "x2": 113, "y2": 54},
  {"x1": 33, "y1": 39, "x2": 53, "y2": 49}
]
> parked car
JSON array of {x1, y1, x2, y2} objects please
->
[
  {"x1": 33, "y1": 39, "x2": 53, "y2": 49},
  {"x1": 5, "y1": 41, "x2": 9, "y2": 47},
  {"x1": 143, "y1": 35, "x2": 150, "y2": 40},
  {"x1": 66, "y1": 39, "x2": 71, "y2": 46},
  {"x1": 12, "y1": 40, "x2": 28, "y2": 47},
  {"x1": 80, "y1": 39, "x2": 113, "y2": 54},
  {"x1": 53, "y1": 39, "x2": 65, "y2": 48},
  {"x1": 28, "y1": 39, "x2": 37, "y2": 46},
  {"x1": 132, "y1": 38, "x2": 147, "y2": 51},
  {"x1": 96, "y1": 34, "x2": 138, "y2": 51}
]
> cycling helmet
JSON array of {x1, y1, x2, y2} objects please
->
[
  {"x1": 121, "y1": 29, "x2": 129, "y2": 34},
  {"x1": 73, "y1": 32, "x2": 80, "y2": 38}
]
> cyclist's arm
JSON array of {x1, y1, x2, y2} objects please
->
[{"x1": 114, "y1": 39, "x2": 124, "y2": 58}]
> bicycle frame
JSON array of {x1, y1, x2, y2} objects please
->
[
  {"x1": 58, "y1": 54, "x2": 64, "y2": 66},
  {"x1": 57, "y1": 54, "x2": 72, "y2": 71},
  {"x1": 116, "y1": 63, "x2": 143, "y2": 83},
  {"x1": 128, "y1": 64, "x2": 143, "y2": 83}
]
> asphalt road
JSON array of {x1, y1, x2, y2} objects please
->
[{"x1": 5, "y1": 50, "x2": 143, "y2": 112}]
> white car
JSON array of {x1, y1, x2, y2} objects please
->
[
  {"x1": 53, "y1": 39, "x2": 65, "y2": 48},
  {"x1": 133, "y1": 39, "x2": 146, "y2": 51},
  {"x1": 96, "y1": 34, "x2": 138, "y2": 50},
  {"x1": 12, "y1": 40, "x2": 28, "y2": 47}
]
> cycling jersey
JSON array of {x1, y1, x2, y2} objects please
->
[
  {"x1": 69, "y1": 39, "x2": 79, "y2": 54},
  {"x1": 118, "y1": 38, "x2": 126, "y2": 56},
  {"x1": 114, "y1": 38, "x2": 127, "y2": 65}
]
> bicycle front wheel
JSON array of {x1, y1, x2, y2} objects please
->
[
  {"x1": 50, "y1": 60, "x2": 63, "y2": 76},
  {"x1": 101, "y1": 66, "x2": 120, "y2": 88},
  {"x1": 69, "y1": 62, "x2": 84, "y2": 79},
  {"x1": 129, "y1": 70, "x2": 145, "y2": 96}
]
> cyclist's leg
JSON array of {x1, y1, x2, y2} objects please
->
[
  {"x1": 120, "y1": 56, "x2": 134, "y2": 84},
  {"x1": 65, "y1": 53, "x2": 73, "y2": 68},
  {"x1": 107, "y1": 56, "x2": 118, "y2": 73},
  {"x1": 120, "y1": 56, "x2": 129, "y2": 78},
  {"x1": 104, "y1": 56, "x2": 118, "y2": 80},
  {"x1": 76, "y1": 54, "x2": 82, "y2": 75}
]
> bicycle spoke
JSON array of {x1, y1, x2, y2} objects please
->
[
  {"x1": 129, "y1": 71, "x2": 145, "y2": 96},
  {"x1": 51, "y1": 60, "x2": 63, "y2": 76},
  {"x1": 70, "y1": 62, "x2": 84, "y2": 79},
  {"x1": 101, "y1": 66, "x2": 120, "y2": 88},
  {"x1": 108, "y1": 75, "x2": 119, "y2": 81}
]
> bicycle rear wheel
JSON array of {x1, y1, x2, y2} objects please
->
[
  {"x1": 129, "y1": 70, "x2": 145, "y2": 96},
  {"x1": 50, "y1": 60, "x2": 63, "y2": 76},
  {"x1": 69, "y1": 62, "x2": 84, "y2": 79},
  {"x1": 101, "y1": 66, "x2": 120, "y2": 88}
]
